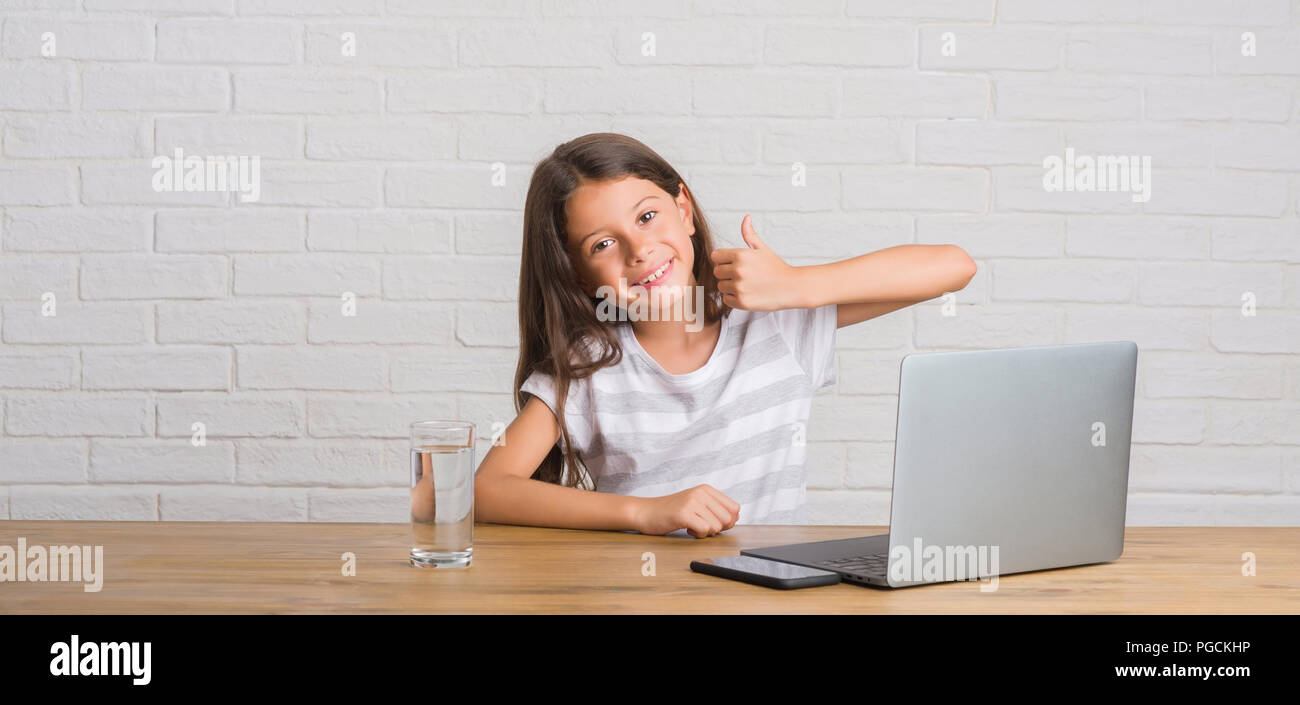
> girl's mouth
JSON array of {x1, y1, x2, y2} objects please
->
[{"x1": 634, "y1": 257, "x2": 674, "y2": 289}]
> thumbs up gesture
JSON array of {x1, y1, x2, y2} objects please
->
[{"x1": 709, "y1": 215, "x2": 803, "y2": 311}]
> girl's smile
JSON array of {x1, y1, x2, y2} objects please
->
[{"x1": 632, "y1": 256, "x2": 674, "y2": 288}]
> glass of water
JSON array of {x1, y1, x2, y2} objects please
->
[{"x1": 409, "y1": 420, "x2": 475, "y2": 569}]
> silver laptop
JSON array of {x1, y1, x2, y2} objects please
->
[{"x1": 742, "y1": 340, "x2": 1138, "y2": 588}]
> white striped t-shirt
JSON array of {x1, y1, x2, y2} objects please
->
[{"x1": 519, "y1": 302, "x2": 838, "y2": 528}]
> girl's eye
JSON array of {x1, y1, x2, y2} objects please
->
[{"x1": 591, "y1": 211, "x2": 656, "y2": 253}]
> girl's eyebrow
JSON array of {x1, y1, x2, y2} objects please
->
[{"x1": 577, "y1": 194, "x2": 659, "y2": 248}]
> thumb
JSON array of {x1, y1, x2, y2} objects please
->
[{"x1": 741, "y1": 214, "x2": 763, "y2": 250}]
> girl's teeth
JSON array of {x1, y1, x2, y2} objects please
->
[{"x1": 640, "y1": 260, "x2": 669, "y2": 284}]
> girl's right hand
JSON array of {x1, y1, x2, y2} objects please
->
[{"x1": 633, "y1": 485, "x2": 741, "y2": 538}]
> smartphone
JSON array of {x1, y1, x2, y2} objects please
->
[{"x1": 690, "y1": 555, "x2": 841, "y2": 590}]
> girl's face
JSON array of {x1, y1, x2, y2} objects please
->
[{"x1": 564, "y1": 175, "x2": 696, "y2": 310}]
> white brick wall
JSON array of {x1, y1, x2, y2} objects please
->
[{"x1": 0, "y1": 3, "x2": 1297, "y2": 527}]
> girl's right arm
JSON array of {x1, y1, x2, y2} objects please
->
[
  {"x1": 474, "y1": 397, "x2": 740, "y2": 537},
  {"x1": 474, "y1": 396, "x2": 642, "y2": 532}
]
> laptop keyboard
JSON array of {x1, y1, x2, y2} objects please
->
[{"x1": 820, "y1": 553, "x2": 889, "y2": 574}]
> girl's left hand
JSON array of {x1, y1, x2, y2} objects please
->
[{"x1": 709, "y1": 215, "x2": 804, "y2": 311}]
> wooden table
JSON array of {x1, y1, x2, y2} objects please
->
[{"x1": 2, "y1": 522, "x2": 1297, "y2": 614}]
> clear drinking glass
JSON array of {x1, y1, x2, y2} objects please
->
[{"x1": 409, "y1": 420, "x2": 475, "y2": 568}]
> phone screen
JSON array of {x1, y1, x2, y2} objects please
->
[{"x1": 705, "y1": 555, "x2": 838, "y2": 579}]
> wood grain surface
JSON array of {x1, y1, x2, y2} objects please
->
[{"x1": 1, "y1": 522, "x2": 1296, "y2": 614}]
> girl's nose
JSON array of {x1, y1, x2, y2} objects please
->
[{"x1": 629, "y1": 240, "x2": 655, "y2": 265}]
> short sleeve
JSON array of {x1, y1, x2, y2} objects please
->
[
  {"x1": 770, "y1": 303, "x2": 838, "y2": 391},
  {"x1": 519, "y1": 370, "x2": 588, "y2": 454}
]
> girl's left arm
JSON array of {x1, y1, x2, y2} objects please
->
[
  {"x1": 794, "y1": 244, "x2": 978, "y2": 329},
  {"x1": 709, "y1": 215, "x2": 976, "y2": 328}
]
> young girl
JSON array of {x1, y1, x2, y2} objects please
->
[{"x1": 474, "y1": 133, "x2": 977, "y2": 538}]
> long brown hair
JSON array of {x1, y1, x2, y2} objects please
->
[{"x1": 516, "y1": 132, "x2": 732, "y2": 489}]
